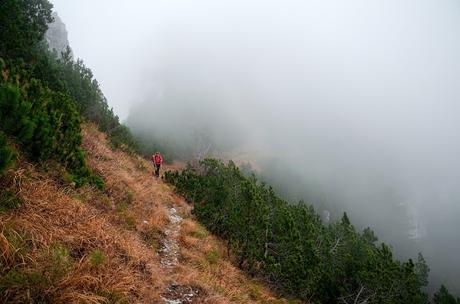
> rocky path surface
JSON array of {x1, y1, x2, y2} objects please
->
[
  {"x1": 160, "y1": 204, "x2": 202, "y2": 303},
  {"x1": 159, "y1": 207, "x2": 183, "y2": 269},
  {"x1": 57, "y1": 123, "x2": 295, "y2": 303}
]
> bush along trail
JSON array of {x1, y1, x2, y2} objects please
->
[{"x1": 0, "y1": 123, "x2": 292, "y2": 303}]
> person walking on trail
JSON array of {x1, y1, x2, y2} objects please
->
[{"x1": 152, "y1": 152, "x2": 163, "y2": 177}]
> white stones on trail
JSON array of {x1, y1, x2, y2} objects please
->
[
  {"x1": 169, "y1": 208, "x2": 182, "y2": 224},
  {"x1": 161, "y1": 284, "x2": 203, "y2": 304},
  {"x1": 159, "y1": 207, "x2": 183, "y2": 269},
  {"x1": 159, "y1": 205, "x2": 203, "y2": 303}
]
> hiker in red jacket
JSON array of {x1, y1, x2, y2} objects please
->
[{"x1": 151, "y1": 152, "x2": 163, "y2": 177}]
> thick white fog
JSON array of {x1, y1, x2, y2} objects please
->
[{"x1": 52, "y1": 0, "x2": 460, "y2": 293}]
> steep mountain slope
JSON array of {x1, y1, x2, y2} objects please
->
[{"x1": 0, "y1": 123, "x2": 292, "y2": 304}]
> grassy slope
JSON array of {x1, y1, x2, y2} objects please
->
[{"x1": 0, "y1": 123, "x2": 294, "y2": 303}]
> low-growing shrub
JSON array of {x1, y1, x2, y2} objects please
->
[{"x1": 0, "y1": 67, "x2": 103, "y2": 188}]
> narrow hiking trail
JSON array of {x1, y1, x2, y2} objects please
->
[
  {"x1": 81, "y1": 123, "x2": 293, "y2": 303},
  {"x1": 82, "y1": 123, "x2": 205, "y2": 303},
  {"x1": 158, "y1": 204, "x2": 203, "y2": 303},
  {"x1": 160, "y1": 207, "x2": 203, "y2": 303},
  {"x1": 160, "y1": 207, "x2": 183, "y2": 269},
  {"x1": 0, "y1": 123, "x2": 293, "y2": 303}
]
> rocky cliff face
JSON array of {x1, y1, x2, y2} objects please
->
[{"x1": 45, "y1": 12, "x2": 70, "y2": 56}]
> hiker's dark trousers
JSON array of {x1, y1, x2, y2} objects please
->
[{"x1": 154, "y1": 163, "x2": 161, "y2": 177}]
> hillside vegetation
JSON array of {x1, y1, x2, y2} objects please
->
[
  {"x1": 164, "y1": 160, "x2": 430, "y2": 303},
  {"x1": 1, "y1": 0, "x2": 459, "y2": 303},
  {"x1": 0, "y1": 0, "x2": 137, "y2": 185},
  {"x1": 0, "y1": 123, "x2": 291, "y2": 303}
]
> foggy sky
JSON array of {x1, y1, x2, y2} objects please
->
[{"x1": 52, "y1": 0, "x2": 460, "y2": 293}]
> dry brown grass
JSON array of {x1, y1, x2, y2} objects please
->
[
  {"x1": 0, "y1": 163, "x2": 164, "y2": 303},
  {"x1": 175, "y1": 220, "x2": 291, "y2": 304},
  {"x1": 0, "y1": 123, "x2": 293, "y2": 304}
]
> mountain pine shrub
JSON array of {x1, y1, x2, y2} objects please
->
[
  {"x1": 165, "y1": 159, "x2": 429, "y2": 303},
  {"x1": 0, "y1": 62, "x2": 100, "y2": 187}
]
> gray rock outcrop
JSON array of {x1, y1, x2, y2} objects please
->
[{"x1": 45, "y1": 12, "x2": 71, "y2": 57}]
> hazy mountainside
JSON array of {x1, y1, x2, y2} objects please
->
[
  {"x1": 127, "y1": 101, "x2": 460, "y2": 296},
  {"x1": 122, "y1": 0, "x2": 460, "y2": 295},
  {"x1": 126, "y1": 100, "x2": 242, "y2": 162}
]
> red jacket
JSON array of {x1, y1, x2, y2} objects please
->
[{"x1": 152, "y1": 154, "x2": 163, "y2": 165}]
